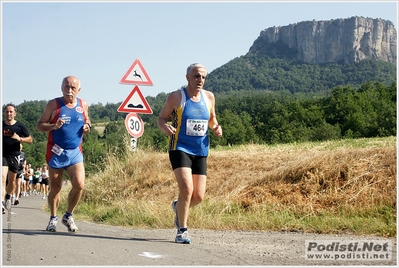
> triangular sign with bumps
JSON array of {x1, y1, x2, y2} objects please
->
[{"x1": 117, "y1": 85, "x2": 153, "y2": 114}]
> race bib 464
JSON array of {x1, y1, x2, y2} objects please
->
[{"x1": 186, "y1": 119, "x2": 208, "y2": 136}]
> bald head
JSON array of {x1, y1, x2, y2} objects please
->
[
  {"x1": 61, "y1": 76, "x2": 81, "y2": 101},
  {"x1": 61, "y1": 76, "x2": 81, "y2": 90}
]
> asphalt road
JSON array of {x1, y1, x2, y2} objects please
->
[{"x1": 2, "y1": 194, "x2": 397, "y2": 267}]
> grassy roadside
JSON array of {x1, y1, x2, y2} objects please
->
[{"x1": 56, "y1": 136, "x2": 396, "y2": 237}]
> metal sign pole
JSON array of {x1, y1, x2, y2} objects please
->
[{"x1": 130, "y1": 136, "x2": 137, "y2": 151}]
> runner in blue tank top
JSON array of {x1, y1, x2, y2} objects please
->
[
  {"x1": 170, "y1": 87, "x2": 211, "y2": 156},
  {"x1": 158, "y1": 63, "x2": 223, "y2": 244},
  {"x1": 36, "y1": 76, "x2": 91, "y2": 233}
]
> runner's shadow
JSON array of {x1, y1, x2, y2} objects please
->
[{"x1": 3, "y1": 228, "x2": 172, "y2": 243}]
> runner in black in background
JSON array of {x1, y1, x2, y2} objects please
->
[{"x1": 2, "y1": 103, "x2": 33, "y2": 213}]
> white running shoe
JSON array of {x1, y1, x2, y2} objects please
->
[
  {"x1": 62, "y1": 215, "x2": 79, "y2": 232},
  {"x1": 4, "y1": 198, "x2": 11, "y2": 210},
  {"x1": 175, "y1": 230, "x2": 191, "y2": 244},
  {"x1": 46, "y1": 217, "x2": 58, "y2": 232}
]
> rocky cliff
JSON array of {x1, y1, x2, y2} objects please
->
[{"x1": 248, "y1": 16, "x2": 397, "y2": 64}]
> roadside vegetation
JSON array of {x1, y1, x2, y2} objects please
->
[
  {"x1": 54, "y1": 136, "x2": 396, "y2": 237},
  {"x1": 8, "y1": 81, "x2": 396, "y2": 171}
]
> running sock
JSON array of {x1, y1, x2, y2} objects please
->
[
  {"x1": 179, "y1": 227, "x2": 188, "y2": 233},
  {"x1": 50, "y1": 216, "x2": 58, "y2": 220},
  {"x1": 64, "y1": 211, "x2": 73, "y2": 218}
]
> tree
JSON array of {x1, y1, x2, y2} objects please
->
[{"x1": 213, "y1": 109, "x2": 246, "y2": 146}]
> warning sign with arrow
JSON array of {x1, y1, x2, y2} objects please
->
[
  {"x1": 120, "y1": 58, "x2": 153, "y2": 86},
  {"x1": 117, "y1": 85, "x2": 153, "y2": 114}
]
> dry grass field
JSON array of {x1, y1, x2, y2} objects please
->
[
  {"x1": 59, "y1": 136, "x2": 396, "y2": 237},
  {"x1": 93, "y1": 123, "x2": 106, "y2": 137}
]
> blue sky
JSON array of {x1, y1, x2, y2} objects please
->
[{"x1": 1, "y1": 1, "x2": 397, "y2": 106}]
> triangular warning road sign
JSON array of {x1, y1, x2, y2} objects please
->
[
  {"x1": 120, "y1": 58, "x2": 153, "y2": 86},
  {"x1": 117, "y1": 85, "x2": 153, "y2": 114}
]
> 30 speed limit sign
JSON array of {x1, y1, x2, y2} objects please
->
[{"x1": 125, "y1": 112, "x2": 144, "y2": 138}]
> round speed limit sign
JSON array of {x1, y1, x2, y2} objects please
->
[{"x1": 125, "y1": 112, "x2": 144, "y2": 138}]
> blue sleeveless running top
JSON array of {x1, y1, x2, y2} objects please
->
[
  {"x1": 47, "y1": 97, "x2": 86, "y2": 150},
  {"x1": 168, "y1": 88, "x2": 211, "y2": 156}
]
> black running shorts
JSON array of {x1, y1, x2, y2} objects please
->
[
  {"x1": 2, "y1": 155, "x2": 20, "y2": 173},
  {"x1": 168, "y1": 150, "x2": 207, "y2": 175}
]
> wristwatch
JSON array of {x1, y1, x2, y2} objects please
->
[{"x1": 85, "y1": 123, "x2": 92, "y2": 129}]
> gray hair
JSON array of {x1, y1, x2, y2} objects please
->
[{"x1": 186, "y1": 63, "x2": 207, "y2": 75}]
